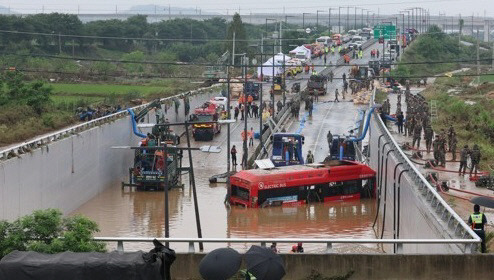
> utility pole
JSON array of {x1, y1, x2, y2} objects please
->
[
  {"x1": 347, "y1": 6, "x2": 350, "y2": 32},
  {"x1": 328, "y1": 8, "x2": 332, "y2": 34},
  {"x1": 476, "y1": 28, "x2": 480, "y2": 78},
  {"x1": 58, "y1": 32, "x2": 62, "y2": 54},
  {"x1": 338, "y1": 7, "x2": 341, "y2": 33},
  {"x1": 354, "y1": 7, "x2": 357, "y2": 30},
  {"x1": 260, "y1": 37, "x2": 264, "y2": 157}
]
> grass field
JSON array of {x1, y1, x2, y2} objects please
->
[{"x1": 479, "y1": 72, "x2": 494, "y2": 83}]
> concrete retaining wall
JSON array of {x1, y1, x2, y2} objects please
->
[
  {"x1": 368, "y1": 114, "x2": 473, "y2": 253},
  {"x1": 171, "y1": 253, "x2": 494, "y2": 279},
  {"x1": 0, "y1": 90, "x2": 218, "y2": 221}
]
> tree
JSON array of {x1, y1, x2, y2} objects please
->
[
  {"x1": 225, "y1": 13, "x2": 247, "y2": 60},
  {"x1": 0, "y1": 209, "x2": 105, "y2": 259},
  {"x1": 458, "y1": 18, "x2": 464, "y2": 46}
]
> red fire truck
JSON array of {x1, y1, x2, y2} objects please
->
[
  {"x1": 229, "y1": 160, "x2": 376, "y2": 208},
  {"x1": 191, "y1": 102, "x2": 221, "y2": 141}
]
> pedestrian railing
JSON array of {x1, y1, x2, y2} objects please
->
[
  {"x1": 93, "y1": 237, "x2": 479, "y2": 254},
  {"x1": 0, "y1": 84, "x2": 221, "y2": 161}
]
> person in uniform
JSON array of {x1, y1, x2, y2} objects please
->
[
  {"x1": 438, "y1": 136, "x2": 447, "y2": 167},
  {"x1": 432, "y1": 135, "x2": 440, "y2": 162},
  {"x1": 459, "y1": 145, "x2": 470, "y2": 175},
  {"x1": 468, "y1": 204, "x2": 487, "y2": 253},
  {"x1": 412, "y1": 123, "x2": 422, "y2": 148},
  {"x1": 306, "y1": 150, "x2": 315, "y2": 164},
  {"x1": 424, "y1": 125, "x2": 433, "y2": 153},
  {"x1": 470, "y1": 144, "x2": 481, "y2": 177},
  {"x1": 450, "y1": 132, "x2": 457, "y2": 161}
]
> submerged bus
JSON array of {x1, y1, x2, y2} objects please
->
[{"x1": 229, "y1": 160, "x2": 376, "y2": 208}]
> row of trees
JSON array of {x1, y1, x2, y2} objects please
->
[
  {"x1": 0, "y1": 71, "x2": 52, "y2": 114},
  {"x1": 0, "y1": 13, "x2": 262, "y2": 61},
  {"x1": 0, "y1": 209, "x2": 105, "y2": 259}
]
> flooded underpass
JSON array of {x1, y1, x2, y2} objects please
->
[{"x1": 72, "y1": 42, "x2": 382, "y2": 254}]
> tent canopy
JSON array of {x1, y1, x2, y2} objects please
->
[{"x1": 289, "y1": 46, "x2": 311, "y2": 60}]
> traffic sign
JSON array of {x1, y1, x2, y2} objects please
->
[
  {"x1": 305, "y1": 28, "x2": 311, "y2": 34},
  {"x1": 374, "y1": 25, "x2": 396, "y2": 40}
]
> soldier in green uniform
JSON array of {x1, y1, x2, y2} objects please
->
[
  {"x1": 424, "y1": 125, "x2": 433, "y2": 153},
  {"x1": 432, "y1": 135, "x2": 440, "y2": 162},
  {"x1": 438, "y1": 135, "x2": 447, "y2": 167},
  {"x1": 470, "y1": 144, "x2": 481, "y2": 177},
  {"x1": 459, "y1": 145, "x2": 470, "y2": 175},
  {"x1": 412, "y1": 124, "x2": 422, "y2": 148},
  {"x1": 450, "y1": 132, "x2": 457, "y2": 161}
]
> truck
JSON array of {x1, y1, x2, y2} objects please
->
[
  {"x1": 244, "y1": 81, "x2": 261, "y2": 100},
  {"x1": 306, "y1": 74, "x2": 327, "y2": 96},
  {"x1": 331, "y1": 34, "x2": 342, "y2": 46},
  {"x1": 270, "y1": 76, "x2": 284, "y2": 95},
  {"x1": 191, "y1": 102, "x2": 221, "y2": 141}
]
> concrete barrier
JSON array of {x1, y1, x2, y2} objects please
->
[
  {"x1": 0, "y1": 89, "x2": 218, "y2": 221},
  {"x1": 170, "y1": 253, "x2": 494, "y2": 279}
]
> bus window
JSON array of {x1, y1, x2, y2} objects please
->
[
  {"x1": 327, "y1": 180, "x2": 362, "y2": 196},
  {"x1": 258, "y1": 188, "x2": 300, "y2": 206},
  {"x1": 232, "y1": 185, "x2": 249, "y2": 201}
]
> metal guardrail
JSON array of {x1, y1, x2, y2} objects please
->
[
  {"x1": 371, "y1": 88, "x2": 480, "y2": 250},
  {"x1": 93, "y1": 237, "x2": 479, "y2": 254},
  {"x1": 0, "y1": 84, "x2": 221, "y2": 161}
]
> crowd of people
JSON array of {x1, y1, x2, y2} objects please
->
[{"x1": 393, "y1": 85, "x2": 482, "y2": 177}]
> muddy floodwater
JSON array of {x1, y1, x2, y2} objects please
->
[
  {"x1": 73, "y1": 165, "x2": 379, "y2": 253},
  {"x1": 73, "y1": 43, "x2": 381, "y2": 254}
]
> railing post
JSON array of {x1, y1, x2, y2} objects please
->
[
  {"x1": 326, "y1": 242, "x2": 333, "y2": 254},
  {"x1": 396, "y1": 243, "x2": 403, "y2": 253},
  {"x1": 117, "y1": 241, "x2": 124, "y2": 252},
  {"x1": 188, "y1": 242, "x2": 195, "y2": 253}
]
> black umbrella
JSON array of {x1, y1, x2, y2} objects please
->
[
  {"x1": 245, "y1": 245, "x2": 285, "y2": 280},
  {"x1": 470, "y1": 196, "x2": 494, "y2": 209},
  {"x1": 199, "y1": 247, "x2": 242, "y2": 280}
]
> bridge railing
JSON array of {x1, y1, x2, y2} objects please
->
[
  {"x1": 0, "y1": 84, "x2": 220, "y2": 161},
  {"x1": 93, "y1": 237, "x2": 479, "y2": 254}
]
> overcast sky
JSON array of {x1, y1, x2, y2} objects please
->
[{"x1": 1, "y1": 0, "x2": 493, "y2": 17}]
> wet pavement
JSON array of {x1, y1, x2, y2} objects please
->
[{"x1": 72, "y1": 41, "x2": 383, "y2": 253}]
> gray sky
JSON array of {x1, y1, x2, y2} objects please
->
[{"x1": 1, "y1": 0, "x2": 493, "y2": 17}]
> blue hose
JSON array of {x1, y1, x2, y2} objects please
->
[
  {"x1": 339, "y1": 145, "x2": 344, "y2": 160},
  {"x1": 127, "y1": 109, "x2": 147, "y2": 138},
  {"x1": 349, "y1": 105, "x2": 379, "y2": 142}
]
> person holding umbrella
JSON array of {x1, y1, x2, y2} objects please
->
[{"x1": 468, "y1": 204, "x2": 488, "y2": 253}]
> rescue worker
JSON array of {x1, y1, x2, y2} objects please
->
[
  {"x1": 270, "y1": 242, "x2": 278, "y2": 253},
  {"x1": 424, "y1": 125, "x2": 433, "y2": 153},
  {"x1": 459, "y1": 145, "x2": 469, "y2": 175},
  {"x1": 306, "y1": 150, "x2": 315, "y2": 164},
  {"x1": 470, "y1": 144, "x2": 481, "y2": 177},
  {"x1": 438, "y1": 135, "x2": 447, "y2": 167},
  {"x1": 296, "y1": 242, "x2": 304, "y2": 253},
  {"x1": 396, "y1": 111, "x2": 404, "y2": 134},
  {"x1": 450, "y1": 132, "x2": 457, "y2": 161},
  {"x1": 447, "y1": 125, "x2": 455, "y2": 152},
  {"x1": 432, "y1": 135, "x2": 440, "y2": 162},
  {"x1": 412, "y1": 123, "x2": 422, "y2": 148},
  {"x1": 468, "y1": 204, "x2": 487, "y2": 253},
  {"x1": 334, "y1": 89, "x2": 340, "y2": 102},
  {"x1": 277, "y1": 100, "x2": 283, "y2": 113},
  {"x1": 231, "y1": 145, "x2": 237, "y2": 167},
  {"x1": 329, "y1": 70, "x2": 334, "y2": 83},
  {"x1": 327, "y1": 130, "x2": 333, "y2": 150},
  {"x1": 323, "y1": 54, "x2": 327, "y2": 65}
]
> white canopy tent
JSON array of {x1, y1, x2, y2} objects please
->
[{"x1": 289, "y1": 46, "x2": 311, "y2": 60}]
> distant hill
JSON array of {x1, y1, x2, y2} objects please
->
[{"x1": 126, "y1": 5, "x2": 218, "y2": 15}]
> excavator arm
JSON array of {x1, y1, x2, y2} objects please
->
[{"x1": 133, "y1": 100, "x2": 161, "y2": 122}]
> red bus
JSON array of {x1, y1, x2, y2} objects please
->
[{"x1": 229, "y1": 160, "x2": 376, "y2": 208}]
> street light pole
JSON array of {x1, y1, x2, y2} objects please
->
[
  {"x1": 354, "y1": 7, "x2": 357, "y2": 30},
  {"x1": 338, "y1": 7, "x2": 342, "y2": 33},
  {"x1": 328, "y1": 8, "x2": 332, "y2": 34},
  {"x1": 317, "y1": 10, "x2": 324, "y2": 31}
]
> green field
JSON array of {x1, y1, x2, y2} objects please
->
[{"x1": 479, "y1": 72, "x2": 494, "y2": 83}]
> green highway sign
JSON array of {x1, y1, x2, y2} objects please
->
[{"x1": 374, "y1": 25, "x2": 396, "y2": 40}]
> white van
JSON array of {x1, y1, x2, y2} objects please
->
[{"x1": 316, "y1": 36, "x2": 332, "y2": 46}]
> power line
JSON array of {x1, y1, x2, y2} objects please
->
[
  {"x1": 3, "y1": 67, "x2": 494, "y2": 81},
  {"x1": 0, "y1": 51, "x2": 491, "y2": 67}
]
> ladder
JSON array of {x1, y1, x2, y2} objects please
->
[{"x1": 430, "y1": 100, "x2": 438, "y2": 120}]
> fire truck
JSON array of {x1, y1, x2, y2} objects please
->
[{"x1": 191, "y1": 102, "x2": 222, "y2": 141}]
